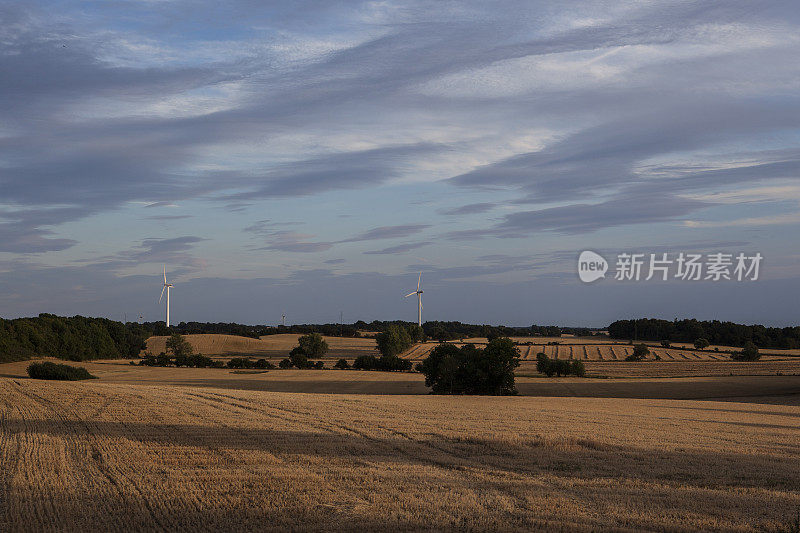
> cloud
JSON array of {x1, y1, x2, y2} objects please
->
[
  {"x1": 684, "y1": 212, "x2": 800, "y2": 229},
  {"x1": 340, "y1": 224, "x2": 431, "y2": 243},
  {"x1": 146, "y1": 215, "x2": 194, "y2": 221},
  {"x1": 438, "y1": 202, "x2": 495, "y2": 216},
  {"x1": 256, "y1": 231, "x2": 333, "y2": 253},
  {"x1": 224, "y1": 144, "x2": 445, "y2": 200},
  {"x1": 363, "y1": 241, "x2": 432, "y2": 255},
  {"x1": 1, "y1": 1, "x2": 799, "y2": 324}
]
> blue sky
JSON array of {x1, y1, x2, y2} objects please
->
[{"x1": 1, "y1": 1, "x2": 799, "y2": 327}]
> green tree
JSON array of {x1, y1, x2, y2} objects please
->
[
  {"x1": 732, "y1": 341, "x2": 760, "y2": 361},
  {"x1": 289, "y1": 348, "x2": 309, "y2": 369},
  {"x1": 626, "y1": 343, "x2": 650, "y2": 361},
  {"x1": 418, "y1": 338, "x2": 520, "y2": 395},
  {"x1": 694, "y1": 338, "x2": 710, "y2": 350},
  {"x1": 375, "y1": 325, "x2": 414, "y2": 357},
  {"x1": 166, "y1": 333, "x2": 194, "y2": 359},
  {"x1": 297, "y1": 333, "x2": 329, "y2": 358}
]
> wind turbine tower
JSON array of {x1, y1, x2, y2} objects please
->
[
  {"x1": 159, "y1": 267, "x2": 173, "y2": 327},
  {"x1": 405, "y1": 272, "x2": 424, "y2": 327}
]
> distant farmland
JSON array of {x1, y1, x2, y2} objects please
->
[
  {"x1": 146, "y1": 334, "x2": 800, "y2": 363},
  {"x1": 145, "y1": 333, "x2": 379, "y2": 359}
]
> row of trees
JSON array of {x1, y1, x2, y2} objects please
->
[
  {"x1": 0, "y1": 314, "x2": 148, "y2": 363},
  {"x1": 535, "y1": 353, "x2": 585, "y2": 377},
  {"x1": 416, "y1": 338, "x2": 521, "y2": 395},
  {"x1": 609, "y1": 318, "x2": 800, "y2": 349}
]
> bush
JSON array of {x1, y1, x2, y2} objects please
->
[
  {"x1": 289, "y1": 350, "x2": 310, "y2": 369},
  {"x1": 571, "y1": 360, "x2": 586, "y2": 377},
  {"x1": 694, "y1": 338, "x2": 710, "y2": 350},
  {"x1": 535, "y1": 353, "x2": 585, "y2": 377},
  {"x1": 227, "y1": 357, "x2": 254, "y2": 369},
  {"x1": 352, "y1": 354, "x2": 412, "y2": 371},
  {"x1": 732, "y1": 341, "x2": 760, "y2": 361},
  {"x1": 660, "y1": 340, "x2": 671, "y2": 348},
  {"x1": 334, "y1": 358, "x2": 350, "y2": 369},
  {"x1": 188, "y1": 354, "x2": 214, "y2": 368},
  {"x1": 278, "y1": 358, "x2": 292, "y2": 369},
  {"x1": 417, "y1": 338, "x2": 520, "y2": 395},
  {"x1": 27, "y1": 361, "x2": 97, "y2": 381},
  {"x1": 254, "y1": 358, "x2": 274, "y2": 369},
  {"x1": 626, "y1": 343, "x2": 650, "y2": 361},
  {"x1": 313, "y1": 361, "x2": 325, "y2": 369},
  {"x1": 297, "y1": 333, "x2": 329, "y2": 358}
]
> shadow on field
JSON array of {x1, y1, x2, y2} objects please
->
[
  {"x1": 4, "y1": 418, "x2": 799, "y2": 492},
  {"x1": 153, "y1": 375, "x2": 800, "y2": 404}
]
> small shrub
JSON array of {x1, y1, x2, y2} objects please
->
[
  {"x1": 278, "y1": 358, "x2": 292, "y2": 369},
  {"x1": 254, "y1": 358, "x2": 274, "y2": 369},
  {"x1": 660, "y1": 340, "x2": 671, "y2": 348},
  {"x1": 334, "y1": 358, "x2": 350, "y2": 369},
  {"x1": 227, "y1": 358, "x2": 254, "y2": 369},
  {"x1": 27, "y1": 362, "x2": 97, "y2": 381},
  {"x1": 313, "y1": 361, "x2": 325, "y2": 369}
]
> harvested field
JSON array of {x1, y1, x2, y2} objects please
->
[
  {"x1": 1, "y1": 378, "x2": 798, "y2": 532},
  {"x1": 2, "y1": 359, "x2": 799, "y2": 400},
  {"x1": 145, "y1": 334, "x2": 379, "y2": 360},
  {"x1": 143, "y1": 335, "x2": 799, "y2": 368},
  {"x1": 398, "y1": 340, "x2": 790, "y2": 363}
]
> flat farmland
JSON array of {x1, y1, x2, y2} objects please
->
[
  {"x1": 2, "y1": 378, "x2": 799, "y2": 532},
  {"x1": 2, "y1": 360, "x2": 799, "y2": 402},
  {"x1": 400, "y1": 340, "x2": 798, "y2": 363},
  {"x1": 145, "y1": 334, "x2": 379, "y2": 360}
]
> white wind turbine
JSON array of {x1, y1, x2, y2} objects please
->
[
  {"x1": 404, "y1": 272, "x2": 424, "y2": 327},
  {"x1": 159, "y1": 266, "x2": 173, "y2": 327}
]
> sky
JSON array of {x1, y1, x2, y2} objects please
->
[{"x1": 1, "y1": 1, "x2": 799, "y2": 327}]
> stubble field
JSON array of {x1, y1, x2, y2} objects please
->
[{"x1": 2, "y1": 377, "x2": 799, "y2": 532}]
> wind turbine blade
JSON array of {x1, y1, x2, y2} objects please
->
[
  {"x1": 163, "y1": 266, "x2": 167, "y2": 284},
  {"x1": 417, "y1": 272, "x2": 421, "y2": 290},
  {"x1": 405, "y1": 292, "x2": 416, "y2": 298},
  {"x1": 159, "y1": 285, "x2": 166, "y2": 303}
]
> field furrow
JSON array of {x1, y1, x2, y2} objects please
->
[{"x1": 2, "y1": 378, "x2": 799, "y2": 532}]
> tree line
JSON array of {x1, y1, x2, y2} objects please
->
[
  {"x1": 0, "y1": 314, "x2": 148, "y2": 363},
  {"x1": 608, "y1": 318, "x2": 800, "y2": 349},
  {"x1": 146, "y1": 320, "x2": 585, "y2": 340}
]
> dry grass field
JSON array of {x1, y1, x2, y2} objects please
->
[
  {"x1": 145, "y1": 334, "x2": 379, "y2": 359},
  {"x1": 2, "y1": 377, "x2": 799, "y2": 532},
  {"x1": 399, "y1": 339, "x2": 799, "y2": 364},
  {"x1": 143, "y1": 334, "x2": 799, "y2": 368},
  {"x1": 2, "y1": 359, "x2": 799, "y2": 402}
]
